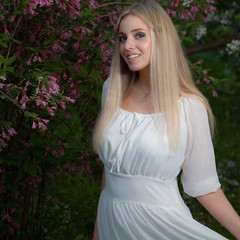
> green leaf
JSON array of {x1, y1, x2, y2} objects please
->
[
  {"x1": 43, "y1": 38, "x2": 55, "y2": 46},
  {"x1": 0, "y1": 120, "x2": 12, "y2": 127},
  {"x1": 24, "y1": 111, "x2": 38, "y2": 118},
  {"x1": 4, "y1": 66, "x2": 14, "y2": 73},
  {"x1": 5, "y1": 55, "x2": 16, "y2": 66},
  {"x1": 0, "y1": 95, "x2": 6, "y2": 99},
  {"x1": 24, "y1": 162, "x2": 39, "y2": 177},
  {"x1": 90, "y1": 69, "x2": 100, "y2": 81}
]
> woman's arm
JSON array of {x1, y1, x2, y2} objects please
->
[
  {"x1": 93, "y1": 168, "x2": 105, "y2": 240},
  {"x1": 197, "y1": 188, "x2": 240, "y2": 239}
]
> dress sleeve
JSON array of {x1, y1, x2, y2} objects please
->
[
  {"x1": 181, "y1": 97, "x2": 221, "y2": 197},
  {"x1": 101, "y1": 79, "x2": 109, "y2": 108}
]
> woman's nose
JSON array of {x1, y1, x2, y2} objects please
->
[{"x1": 125, "y1": 37, "x2": 135, "y2": 50}]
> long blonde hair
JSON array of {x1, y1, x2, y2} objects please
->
[{"x1": 92, "y1": 1, "x2": 214, "y2": 151}]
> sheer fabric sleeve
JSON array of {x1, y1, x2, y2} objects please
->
[
  {"x1": 101, "y1": 79, "x2": 109, "y2": 108},
  {"x1": 181, "y1": 97, "x2": 221, "y2": 197}
]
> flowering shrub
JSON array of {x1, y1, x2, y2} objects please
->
[
  {"x1": 0, "y1": 0, "x2": 239, "y2": 239},
  {"x1": 0, "y1": 0, "x2": 119, "y2": 238}
]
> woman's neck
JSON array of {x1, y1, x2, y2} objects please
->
[{"x1": 138, "y1": 68, "x2": 150, "y2": 89}]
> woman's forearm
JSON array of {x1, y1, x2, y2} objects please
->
[{"x1": 197, "y1": 188, "x2": 240, "y2": 239}]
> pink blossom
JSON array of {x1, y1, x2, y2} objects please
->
[
  {"x1": 8, "y1": 15, "x2": 16, "y2": 22},
  {"x1": 59, "y1": 101, "x2": 66, "y2": 109},
  {"x1": 7, "y1": 127, "x2": 17, "y2": 136},
  {"x1": 201, "y1": 15, "x2": 207, "y2": 23},
  {"x1": 58, "y1": 148, "x2": 64, "y2": 156},
  {"x1": 52, "y1": 42, "x2": 65, "y2": 54},
  {"x1": 35, "y1": 98, "x2": 47, "y2": 107},
  {"x1": 41, "y1": 119, "x2": 49, "y2": 124},
  {"x1": 47, "y1": 76, "x2": 60, "y2": 94},
  {"x1": 9, "y1": 226, "x2": 14, "y2": 235},
  {"x1": 80, "y1": 26, "x2": 92, "y2": 36},
  {"x1": 208, "y1": 5, "x2": 216, "y2": 14},
  {"x1": 4, "y1": 26, "x2": 10, "y2": 35},
  {"x1": 12, "y1": 222, "x2": 20, "y2": 229},
  {"x1": 46, "y1": 172, "x2": 54, "y2": 180},
  {"x1": 72, "y1": 40, "x2": 80, "y2": 50},
  {"x1": 24, "y1": 81, "x2": 31, "y2": 91},
  {"x1": 20, "y1": 94, "x2": 29, "y2": 109},
  {"x1": 203, "y1": 70, "x2": 208, "y2": 74},
  {"x1": 6, "y1": 83, "x2": 13, "y2": 88},
  {"x1": 47, "y1": 106, "x2": 57, "y2": 116},
  {"x1": 212, "y1": 90, "x2": 217, "y2": 97},
  {"x1": 206, "y1": 0, "x2": 215, "y2": 3},
  {"x1": 65, "y1": 96, "x2": 75, "y2": 103},
  {"x1": 0, "y1": 83, "x2": 4, "y2": 88},
  {"x1": 196, "y1": 79, "x2": 201, "y2": 84},
  {"x1": 71, "y1": 0, "x2": 81, "y2": 9},
  {"x1": 51, "y1": 150, "x2": 58, "y2": 158},
  {"x1": 166, "y1": 9, "x2": 177, "y2": 17},
  {"x1": 26, "y1": 57, "x2": 32, "y2": 65},
  {"x1": 33, "y1": 54, "x2": 42, "y2": 62},
  {"x1": 0, "y1": 138, "x2": 6, "y2": 147},
  {"x1": 2, "y1": 210, "x2": 11, "y2": 222},
  {"x1": 181, "y1": 10, "x2": 189, "y2": 20},
  {"x1": 37, "y1": 118, "x2": 49, "y2": 131},
  {"x1": 0, "y1": 76, "x2": 6, "y2": 81},
  {"x1": 203, "y1": 77, "x2": 210, "y2": 83},
  {"x1": 2, "y1": 131, "x2": 10, "y2": 141},
  {"x1": 51, "y1": 197, "x2": 58, "y2": 204},
  {"x1": 107, "y1": 11, "x2": 117, "y2": 28},
  {"x1": 23, "y1": 142, "x2": 32, "y2": 148},
  {"x1": 88, "y1": 0, "x2": 97, "y2": 10},
  {"x1": 32, "y1": 120, "x2": 36, "y2": 129},
  {"x1": 30, "y1": 32, "x2": 36, "y2": 42},
  {"x1": 171, "y1": 0, "x2": 179, "y2": 7},
  {"x1": 191, "y1": 6, "x2": 199, "y2": 12},
  {"x1": 60, "y1": 31, "x2": 72, "y2": 39},
  {"x1": 21, "y1": 102, "x2": 27, "y2": 109}
]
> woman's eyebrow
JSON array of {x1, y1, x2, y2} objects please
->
[{"x1": 118, "y1": 28, "x2": 147, "y2": 35}]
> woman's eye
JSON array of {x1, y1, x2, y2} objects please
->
[
  {"x1": 136, "y1": 32, "x2": 146, "y2": 39},
  {"x1": 119, "y1": 36, "x2": 126, "y2": 42}
]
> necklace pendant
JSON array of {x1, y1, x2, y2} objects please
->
[
  {"x1": 140, "y1": 96, "x2": 147, "y2": 103},
  {"x1": 139, "y1": 92, "x2": 149, "y2": 103}
]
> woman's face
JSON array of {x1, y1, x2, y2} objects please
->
[{"x1": 118, "y1": 15, "x2": 152, "y2": 74}]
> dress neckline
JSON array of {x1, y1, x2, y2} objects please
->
[
  {"x1": 119, "y1": 107, "x2": 159, "y2": 117},
  {"x1": 119, "y1": 97, "x2": 186, "y2": 117}
]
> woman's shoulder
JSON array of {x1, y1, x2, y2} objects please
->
[{"x1": 180, "y1": 95, "x2": 206, "y2": 110}]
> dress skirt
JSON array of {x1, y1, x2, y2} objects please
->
[{"x1": 97, "y1": 167, "x2": 227, "y2": 240}]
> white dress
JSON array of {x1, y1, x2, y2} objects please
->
[{"x1": 97, "y1": 80, "x2": 228, "y2": 240}]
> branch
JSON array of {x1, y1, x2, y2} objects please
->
[
  {"x1": 6, "y1": 16, "x2": 22, "y2": 59},
  {"x1": 96, "y1": 2, "x2": 132, "y2": 9},
  {"x1": 218, "y1": 0, "x2": 240, "y2": 11},
  {"x1": 186, "y1": 33, "x2": 240, "y2": 55},
  {"x1": 0, "y1": 90, "x2": 25, "y2": 113}
]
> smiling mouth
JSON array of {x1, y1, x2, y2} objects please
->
[{"x1": 127, "y1": 54, "x2": 140, "y2": 59}]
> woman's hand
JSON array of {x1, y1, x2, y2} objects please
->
[
  {"x1": 92, "y1": 230, "x2": 99, "y2": 240},
  {"x1": 92, "y1": 218, "x2": 100, "y2": 240}
]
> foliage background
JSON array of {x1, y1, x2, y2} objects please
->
[{"x1": 0, "y1": 0, "x2": 239, "y2": 239}]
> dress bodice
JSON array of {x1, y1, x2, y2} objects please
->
[{"x1": 98, "y1": 80, "x2": 221, "y2": 197}]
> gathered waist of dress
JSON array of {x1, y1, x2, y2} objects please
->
[{"x1": 104, "y1": 166, "x2": 189, "y2": 211}]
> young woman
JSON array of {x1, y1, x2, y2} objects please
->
[{"x1": 92, "y1": 2, "x2": 240, "y2": 239}]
